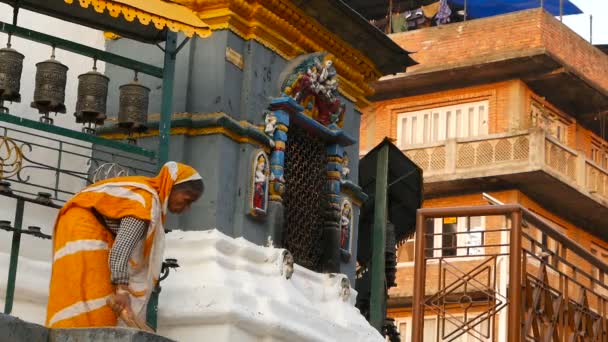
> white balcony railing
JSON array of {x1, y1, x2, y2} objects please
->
[{"x1": 402, "y1": 128, "x2": 608, "y2": 204}]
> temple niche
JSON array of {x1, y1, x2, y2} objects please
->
[
  {"x1": 249, "y1": 150, "x2": 269, "y2": 217},
  {"x1": 340, "y1": 200, "x2": 353, "y2": 253}
]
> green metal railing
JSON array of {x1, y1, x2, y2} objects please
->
[{"x1": 0, "y1": 7, "x2": 187, "y2": 328}]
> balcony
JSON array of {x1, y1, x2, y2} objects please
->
[
  {"x1": 409, "y1": 205, "x2": 608, "y2": 342},
  {"x1": 402, "y1": 128, "x2": 608, "y2": 235}
]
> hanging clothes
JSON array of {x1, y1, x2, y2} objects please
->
[
  {"x1": 405, "y1": 8, "x2": 426, "y2": 29},
  {"x1": 435, "y1": 0, "x2": 452, "y2": 25},
  {"x1": 391, "y1": 12, "x2": 407, "y2": 33},
  {"x1": 421, "y1": 1, "x2": 440, "y2": 19}
]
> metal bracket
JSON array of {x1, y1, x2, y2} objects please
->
[
  {"x1": 156, "y1": 35, "x2": 190, "y2": 59},
  {"x1": 174, "y1": 37, "x2": 190, "y2": 57}
]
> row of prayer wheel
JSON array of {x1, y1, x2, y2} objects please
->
[{"x1": 0, "y1": 35, "x2": 149, "y2": 134}]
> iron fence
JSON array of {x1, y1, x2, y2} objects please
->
[
  {"x1": 0, "y1": 118, "x2": 156, "y2": 203},
  {"x1": 412, "y1": 205, "x2": 608, "y2": 342}
]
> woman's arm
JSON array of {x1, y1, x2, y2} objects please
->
[{"x1": 108, "y1": 216, "x2": 148, "y2": 285}]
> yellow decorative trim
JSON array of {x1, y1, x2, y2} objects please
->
[
  {"x1": 274, "y1": 141, "x2": 286, "y2": 149},
  {"x1": 327, "y1": 170, "x2": 342, "y2": 180},
  {"x1": 103, "y1": 31, "x2": 122, "y2": 40},
  {"x1": 64, "y1": 0, "x2": 212, "y2": 38},
  {"x1": 327, "y1": 156, "x2": 343, "y2": 163},
  {"x1": 169, "y1": 0, "x2": 379, "y2": 108},
  {"x1": 276, "y1": 124, "x2": 288, "y2": 132},
  {"x1": 100, "y1": 126, "x2": 271, "y2": 153}
]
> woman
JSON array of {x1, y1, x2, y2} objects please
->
[{"x1": 46, "y1": 161, "x2": 203, "y2": 329}]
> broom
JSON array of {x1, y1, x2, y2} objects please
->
[{"x1": 107, "y1": 295, "x2": 155, "y2": 333}]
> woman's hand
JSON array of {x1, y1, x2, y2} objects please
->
[{"x1": 109, "y1": 284, "x2": 132, "y2": 314}]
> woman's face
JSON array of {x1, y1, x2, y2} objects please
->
[{"x1": 167, "y1": 189, "x2": 202, "y2": 214}]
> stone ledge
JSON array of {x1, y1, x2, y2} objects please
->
[
  {"x1": 0, "y1": 314, "x2": 176, "y2": 342},
  {"x1": 0, "y1": 314, "x2": 48, "y2": 342},
  {"x1": 50, "y1": 328, "x2": 176, "y2": 342}
]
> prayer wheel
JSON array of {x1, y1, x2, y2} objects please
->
[
  {"x1": 0, "y1": 41, "x2": 24, "y2": 104},
  {"x1": 118, "y1": 79, "x2": 150, "y2": 133},
  {"x1": 74, "y1": 67, "x2": 109, "y2": 128},
  {"x1": 31, "y1": 51, "x2": 68, "y2": 121}
]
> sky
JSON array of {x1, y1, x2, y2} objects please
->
[{"x1": 563, "y1": 0, "x2": 608, "y2": 44}]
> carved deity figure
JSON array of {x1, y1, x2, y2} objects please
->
[
  {"x1": 253, "y1": 154, "x2": 269, "y2": 212},
  {"x1": 341, "y1": 152, "x2": 350, "y2": 180},
  {"x1": 264, "y1": 111, "x2": 278, "y2": 136},
  {"x1": 281, "y1": 53, "x2": 345, "y2": 127},
  {"x1": 340, "y1": 201, "x2": 352, "y2": 250}
]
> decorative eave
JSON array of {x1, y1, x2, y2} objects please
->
[
  {"x1": 167, "y1": 0, "x2": 414, "y2": 109},
  {"x1": 0, "y1": 0, "x2": 212, "y2": 42},
  {"x1": 97, "y1": 112, "x2": 274, "y2": 152}
]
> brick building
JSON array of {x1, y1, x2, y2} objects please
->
[{"x1": 360, "y1": 9, "x2": 608, "y2": 341}]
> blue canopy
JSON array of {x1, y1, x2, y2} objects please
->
[{"x1": 449, "y1": 0, "x2": 582, "y2": 18}]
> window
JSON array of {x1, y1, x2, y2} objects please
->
[
  {"x1": 442, "y1": 220, "x2": 458, "y2": 257},
  {"x1": 463, "y1": 216, "x2": 484, "y2": 256},
  {"x1": 590, "y1": 138, "x2": 608, "y2": 169},
  {"x1": 424, "y1": 217, "x2": 486, "y2": 258},
  {"x1": 399, "y1": 322, "x2": 407, "y2": 342},
  {"x1": 396, "y1": 101, "x2": 489, "y2": 148},
  {"x1": 425, "y1": 219, "x2": 435, "y2": 258},
  {"x1": 591, "y1": 243, "x2": 608, "y2": 297},
  {"x1": 530, "y1": 101, "x2": 570, "y2": 144},
  {"x1": 423, "y1": 318, "x2": 437, "y2": 342}
]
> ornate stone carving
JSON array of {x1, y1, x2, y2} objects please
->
[{"x1": 280, "y1": 53, "x2": 345, "y2": 128}]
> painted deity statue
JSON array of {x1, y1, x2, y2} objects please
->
[
  {"x1": 253, "y1": 155, "x2": 268, "y2": 211},
  {"x1": 281, "y1": 53, "x2": 346, "y2": 128},
  {"x1": 340, "y1": 202, "x2": 352, "y2": 250}
]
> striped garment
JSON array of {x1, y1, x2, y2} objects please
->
[{"x1": 46, "y1": 162, "x2": 201, "y2": 328}]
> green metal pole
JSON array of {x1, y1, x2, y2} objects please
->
[
  {"x1": 370, "y1": 144, "x2": 389, "y2": 331},
  {"x1": 146, "y1": 285, "x2": 161, "y2": 330},
  {"x1": 147, "y1": 30, "x2": 178, "y2": 330},
  {"x1": 158, "y1": 31, "x2": 178, "y2": 168},
  {"x1": 4, "y1": 199, "x2": 24, "y2": 315}
]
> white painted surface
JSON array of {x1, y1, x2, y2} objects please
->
[{"x1": 0, "y1": 229, "x2": 381, "y2": 342}]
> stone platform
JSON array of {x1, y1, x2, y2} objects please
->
[{"x1": 0, "y1": 314, "x2": 175, "y2": 342}]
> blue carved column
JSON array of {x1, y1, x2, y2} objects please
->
[
  {"x1": 321, "y1": 144, "x2": 344, "y2": 272},
  {"x1": 266, "y1": 97, "x2": 300, "y2": 247}
]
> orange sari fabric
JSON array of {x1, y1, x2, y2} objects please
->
[{"x1": 46, "y1": 162, "x2": 201, "y2": 328}]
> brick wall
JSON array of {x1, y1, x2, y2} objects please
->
[
  {"x1": 361, "y1": 80, "x2": 526, "y2": 151},
  {"x1": 539, "y1": 11, "x2": 608, "y2": 91},
  {"x1": 389, "y1": 10, "x2": 545, "y2": 73},
  {"x1": 388, "y1": 9, "x2": 608, "y2": 92}
]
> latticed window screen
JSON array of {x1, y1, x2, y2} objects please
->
[{"x1": 282, "y1": 125, "x2": 327, "y2": 270}]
